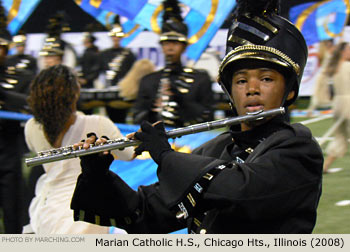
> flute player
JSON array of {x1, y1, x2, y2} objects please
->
[
  {"x1": 71, "y1": 0, "x2": 323, "y2": 233},
  {"x1": 23, "y1": 64, "x2": 134, "y2": 234}
]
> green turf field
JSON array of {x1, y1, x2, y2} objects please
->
[
  {"x1": 293, "y1": 116, "x2": 350, "y2": 234},
  {"x1": 1, "y1": 113, "x2": 349, "y2": 234}
]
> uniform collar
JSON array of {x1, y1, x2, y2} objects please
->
[
  {"x1": 163, "y1": 61, "x2": 183, "y2": 74},
  {"x1": 229, "y1": 115, "x2": 288, "y2": 150}
]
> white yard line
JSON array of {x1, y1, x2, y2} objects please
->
[
  {"x1": 299, "y1": 114, "x2": 350, "y2": 145},
  {"x1": 299, "y1": 114, "x2": 332, "y2": 125},
  {"x1": 335, "y1": 200, "x2": 350, "y2": 206}
]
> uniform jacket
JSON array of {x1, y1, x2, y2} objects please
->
[
  {"x1": 132, "y1": 63, "x2": 214, "y2": 127},
  {"x1": 5, "y1": 54, "x2": 38, "y2": 76},
  {"x1": 79, "y1": 46, "x2": 100, "y2": 88},
  {"x1": 71, "y1": 116, "x2": 323, "y2": 234},
  {"x1": 1, "y1": 65, "x2": 32, "y2": 132},
  {"x1": 99, "y1": 47, "x2": 136, "y2": 86}
]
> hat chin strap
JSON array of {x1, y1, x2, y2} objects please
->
[
  {"x1": 280, "y1": 75, "x2": 297, "y2": 108},
  {"x1": 219, "y1": 81, "x2": 235, "y2": 111}
]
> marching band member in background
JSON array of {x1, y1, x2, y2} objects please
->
[
  {"x1": 78, "y1": 30, "x2": 99, "y2": 90},
  {"x1": 322, "y1": 42, "x2": 350, "y2": 173},
  {"x1": 99, "y1": 15, "x2": 136, "y2": 123},
  {"x1": 38, "y1": 13, "x2": 77, "y2": 70},
  {"x1": 0, "y1": 3, "x2": 31, "y2": 233},
  {"x1": 70, "y1": 0, "x2": 323, "y2": 234},
  {"x1": 39, "y1": 37, "x2": 65, "y2": 69},
  {"x1": 23, "y1": 64, "x2": 134, "y2": 234},
  {"x1": 132, "y1": 0, "x2": 213, "y2": 127},
  {"x1": 77, "y1": 28, "x2": 100, "y2": 115},
  {"x1": 307, "y1": 39, "x2": 335, "y2": 116},
  {"x1": 6, "y1": 32, "x2": 38, "y2": 76}
]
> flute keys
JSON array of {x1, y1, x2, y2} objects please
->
[{"x1": 62, "y1": 145, "x2": 73, "y2": 155}]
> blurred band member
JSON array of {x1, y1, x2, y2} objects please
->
[
  {"x1": 132, "y1": 0, "x2": 213, "y2": 127},
  {"x1": 99, "y1": 15, "x2": 136, "y2": 123},
  {"x1": 6, "y1": 33, "x2": 38, "y2": 76}
]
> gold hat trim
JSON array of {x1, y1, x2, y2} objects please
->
[
  {"x1": 251, "y1": 16, "x2": 278, "y2": 34},
  {"x1": 13, "y1": 35, "x2": 26, "y2": 44},
  {"x1": 108, "y1": 25, "x2": 125, "y2": 37},
  {"x1": 219, "y1": 45, "x2": 300, "y2": 76},
  {"x1": 160, "y1": 31, "x2": 187, "y2": 42}
]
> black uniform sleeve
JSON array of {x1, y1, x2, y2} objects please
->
[
  {"x1": 157, "y1": 125, "x2": 323, "y2": 221},
  {"x1": 71, "y1": 124, "x2": 323, "y2": 233},
  {"x1": 82, "y1": 50, "x2": 100, "y2": 83},
  {"x1": 71, "y1": 168, "x2": 185, "y2": 233},
  {"x1": 0, "y1": 87, "x2": 29, "y2": 112},
  {"x1": 112, "y1": 50, "x2": 136, "y2": 84}
]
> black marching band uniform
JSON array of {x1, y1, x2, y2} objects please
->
[
  {"x1": 133, "y1": 64, "x2": 214, "y2": 127},
  {"x1": 70, "y1": 0, "x2": 323, "y2": 234},
  {"x1": 132, "y1": 1, "x2": 213, "y2": 127},
  {"x1": 77, "y1": 31, "x2": 100, "y2": 114},
  {"x1": 99, "y1": 16, "x2": 136, "y2": 123},
  {"x1": 79, "y1": 32, "x2": 99, "y2": 89},
  {"x1": 0, "y1": 7, "x2": 33, "y2": 232},
  {"x1": 5, "y1": 33, "x2": 38, "y2": 76},
  {"x1": 38, "y1": 13, "x2": 78, "y2": 70}
]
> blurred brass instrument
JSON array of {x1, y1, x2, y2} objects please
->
[{"x1": 25, "y1": 107, "x2": 285, "y2": 167}]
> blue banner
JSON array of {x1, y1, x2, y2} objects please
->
[
  {"x1": 184, "y1": 0, "x2": 236, "y2": 62},
  {"x1": 290, "y1": 0, "x2": 350, "y2": 45},
  {"x1": 3, "y1": 0, "x2": 42, "y2": 35},
  {"x1": 74, "y1": 0, "x2": 144, "y2": 46},
  {"x1": 131, "y1": 0, "x2": 236, "y2": 62},
  {"x1": 75, "y1": 0, "x2": 235, "y2": 62},
  {"x1": 99, "y1": 0, "x2": 148, "y2": 20}
]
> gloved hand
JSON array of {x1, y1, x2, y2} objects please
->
[
  {"x1": 134, "y1": 121, "x2": 172, "y2": 164},
  {"x1": 79, "y1": 133, "x2": 114, "y2": 179}
]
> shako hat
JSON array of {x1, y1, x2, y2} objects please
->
[
  {"x1": 218, "y1": 0, "x2": 308, "y2": 106},
  {"x1": 39, "y1": 37, "x2": 64, "y2": 56},
  {"x1": 39, "y1": 13, "x2": 67, "y2": 57},
  {"x1": 108, "y1": 15, "x2": 124, "y2": 37},
  {"x1": 160, "y1": 0, "x2": 188, "y2": 43}
]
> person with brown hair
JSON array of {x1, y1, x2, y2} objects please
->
[
  {"x1": 323, "y1": 42, "x2": 350, "y2": 173},
  {"x1": 23, "y1": 64, "x2": 134, "y2": 234},
  {"x1": 70, "y1": 0, "x2": 323, "y2": 234}
]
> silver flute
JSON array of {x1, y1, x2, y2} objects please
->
[{"x1": 25, "y1": 107, "x2": 285, "y2": 167}]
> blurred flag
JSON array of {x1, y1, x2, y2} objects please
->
[
  {"x1": 289, "y1": 0, "x2": 350, "y2": 45},
  {"x1": 75, "y1": 0, "x2": 236, "y2": 62},
  {"x1": 73, "y1": 0, "x2": 144, "y2": 46},
  {"x1": 3, "y1": 0, "x2": 42, "y2": 35},
  {"x1": 73, "y1": 0, "x2": 114, "y2": 26},
  {"x1": 97, "y1": 0, "x2": 148, "y2": 20},
  {"x1": 130, "y1": 0, "x2": 236, "y2": 62},
  {"x1": 181, "y1": 0, "x2": 236, "y2": 62}
]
